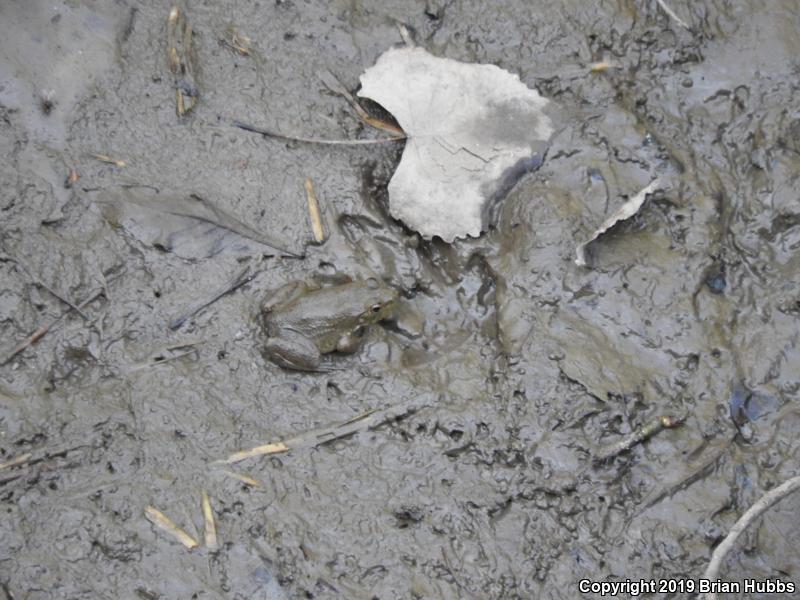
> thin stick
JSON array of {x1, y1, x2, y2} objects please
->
[
  {"x1": 127, "y1": 346, "x2": 201, "y2": 372},
  {"x1": 220, "y1": 398, "x2": 427, "y2": 464},
  {"x1": 319, "y1": 71, "x2": 405, "y2": 135},
  {"x1": 8, "y1": 258, "x2": 87, "y2": 318},
  {"x1": 699, "y1": 475, "x2": 800, "y2": 600},
  {"x1": 304, "y1": 178, "x2": 327, "y2": 243},
  {"x1": 1, "y1": 287, "x2": 105, "y2": 365},
  {"x1": 233, "y1": 120, "x2": 405, "y2": 146},
  {"x1": 0, "y1": 453, "x2": 32, "y2": 471},
  {"x1": 169, "y1": 264, "x2": 255, "y2": 330},
  {"x1": 593, "y1": 414, "x2": 686, "y2": 464},
  {"x1": 656, "y1": 0, "x2": 690, "y2": 29}
]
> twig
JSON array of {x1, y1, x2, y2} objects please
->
[
  {"x1": 0, "y1": 453, "x2": 32, "y2": 471},
  {"x1": 593, "y1": 414, "x2": 686, "y2": 464},
  {"x1": 6, "y1": 257, "x2": 87, "y2": 318},
  {"x1": 220, "y1": 398, "x2": 428, "y2": 464},
  {"x1": 108, "y1": 191, "x2": 302, "y2": 258},
  {"x1": 655, "y1": 0, "x2": 690, "y2": 29},
  {"x1": 0, "y1": 443, "x2": 92, "y2": 485},
  {"x1": 233, "y1": 120, "x2": 405, "y2": 146},
  {"x1": 440, "y1": 547, "x2": 475, "y2": 599},
  {"x1": 1, "y1": 287, "x2": 105, "y2": 365},
  {"x1": 169, "y1": 263, "x2": 257, "y2": 330},
  {"x1": 127, "y1": 342, "x2": 202, "y2": 372},
  {"x1": 699, "y1": 475, "x2": 800, "y2": 599},
  {"x1": 167, "y1": 6, "x2": 199, "y2": 116},
  {"x1": 319, "y1": 71, "x2": 405, "y2": 135}
]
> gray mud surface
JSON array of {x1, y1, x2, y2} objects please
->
[{"x1": 1, "y1": 1, "x2": 799, "y2": 598}]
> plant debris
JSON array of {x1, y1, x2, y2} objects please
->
[
  {"x1": 95, "y1": 190, "x2": 301, "y2": 259},
  {"x1": 0, "y1": 287, "x2": 106, "y2": 366},
  {"x1": 655, "y1": 0, "x2": 690, "y2": 30},
  {"x1": 65, "y1": 168, "x2": 80, "y2": 188},
  {"x1": 220, "y1": 25, "x2": 252, "y2": 56},
  {"x1": 167, "y1": 6, "x2": 198, "y2": 116},
  {"x1": 221, "y1": 397, "x2": 429, "y2": 464},
  {"x1": 699, "y1": 475, "x2": 800, "y2": 600},
  {"x1": 169, "y1": 262, "x2": 259, "y2": 330},
  {"x1": 319, "y1": 70, "x2": 404, "y2": 135},
  {"x1": 593, "y1": 413, "x2": 686, "y2": 464},
  {"x1": 574, "y1": 179, "x2": 661, "y2": 267},
  {"x1": 0, "y1": 453, "x2": 32, "y2": 471},
  {"x1": 304, "y1": 178, "x2": 327, "y2": 244},
  {"x1": 91, "y1": 153, "x2": 126, "y2": 168},
  {"x1": 145, "y1": 505, "x2": 199, "y2": 549},
  {"x1": 220, "y1": 470, "x2": 263, "y2": 488},
  {"x1": 201, "y1": 491, "x2": 218, "y2": 551},
  {"x1": 233, "y1": 120, "x2": 404, "y2": 146},
  {"x1": 357, "y1": 46, "x2": 553, "y2": 242},
  {"x1": 224, "y1": 442, "x2": 289, "y2": 465}
]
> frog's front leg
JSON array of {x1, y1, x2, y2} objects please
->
[
  {"x1": 336, "y1": 327, "x2": 365, "y2": 354},
  {"x1": 265, "y1": 328, "x2": 322, "y2": 371}
]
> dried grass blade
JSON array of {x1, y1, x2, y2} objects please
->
[
  {"x1": 304, "y1": 178, "x2": 327, "y2": 243},
  {"x1": 221, "y1": 470, "x2": 263, "y2": 488},
  {"x1": 201, "y1": 491, "x2": 218, "y2": 550},
  {"x1": 224, "y1": 441, "x2": 289, "y2": 464},
  {"x1": 0, "y1": 453, "x2": 32, "y2": 471},
  {"x1": 145, "y1": 506, "x2": 199, "y2": 549}
]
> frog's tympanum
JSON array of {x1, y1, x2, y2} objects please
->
[{"x1": 261, "y1": 279, "x2": 398, "y2": 371}]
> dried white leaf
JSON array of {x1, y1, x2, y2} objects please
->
[{"x1": 358, "y1": 47, "x2": 553, "y2": 242}]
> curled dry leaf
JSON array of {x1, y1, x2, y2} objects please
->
[
  {"x1": 574, "y1": 179, "x2": 661, "y2": 267},
  {"x1": 358, "y1": 47, "x2": 553, "y2": 242}
]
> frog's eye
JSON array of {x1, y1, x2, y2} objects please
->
[{"x1": 370, "y1": 303, "x2": 384, "y2": 314}]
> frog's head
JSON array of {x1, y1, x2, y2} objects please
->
[{"x1": 359, "y1": 278, "x2": 398, "y2": 324}]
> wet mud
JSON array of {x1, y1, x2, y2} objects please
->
[{"x1": 1, "y1": 1, "x2": 799, "y2": 598}]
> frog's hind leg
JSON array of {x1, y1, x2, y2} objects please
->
[{"x1": 264, "y1": 330, "x2": 322, "y2": 371}]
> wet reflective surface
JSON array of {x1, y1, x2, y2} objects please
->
[{"x1": 1, "y1": 1, "x2": 799, "y2": 597}]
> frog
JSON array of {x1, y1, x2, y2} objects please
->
[{"x1": 261, "y1": 278, "x2": 398, "y2": 371}]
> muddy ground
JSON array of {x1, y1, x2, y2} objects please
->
[{"x1": 1, "y1": 1, "x2": 799, "y2": 598}]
